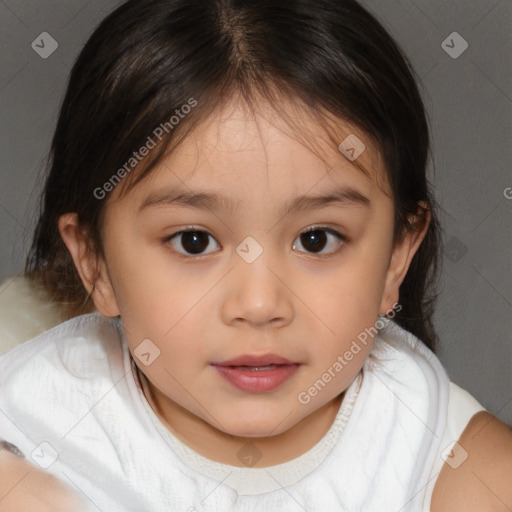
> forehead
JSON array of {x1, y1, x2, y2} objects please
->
[{"x1": 112, "y1": 98, "x2": 390, "y2": 207}]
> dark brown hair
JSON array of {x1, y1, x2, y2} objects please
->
[{"x1": 26, "y1": 0, "x2": 441, "y2": 351}]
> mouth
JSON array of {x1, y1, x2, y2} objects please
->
[
  {"x1": 211, "y1": 354, "x2": 300, "y2": 392},
  {"x1": 225, "y1": 364, "x2": 284, "y2": 371}
]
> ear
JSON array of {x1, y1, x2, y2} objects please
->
[
  {"x1": 58, "y1": 213, "x2": 120, "y2": 318},
  {"x1": 379, "y1": 203, "x2": 431, "y2": 315}
]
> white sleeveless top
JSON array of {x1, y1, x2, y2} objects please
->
[{"x1": 0, "y1": 313, "x2": 485, "y2": 512}]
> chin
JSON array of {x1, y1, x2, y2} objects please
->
[
  {"x1": 224, "y1": 425, "x2": 281, "y2": 438},
  {"x1": 215, "y1": 414, "x2": 295, "y2": 439}
]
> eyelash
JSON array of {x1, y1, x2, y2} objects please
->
[{"x1": 162, "y1": 226, "x2": 347, "y2": 259}]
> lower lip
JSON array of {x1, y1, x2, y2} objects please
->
[{"x1": 213, "y1": 364, "x2": 300, "y2": 392}]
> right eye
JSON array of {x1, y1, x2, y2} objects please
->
[{"x1": 165, "y1": 230, "x2": 221, "y2": 256}]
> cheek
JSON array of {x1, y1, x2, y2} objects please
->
[
  {"x1": 125, "y1": 306, "x2": 211, "y2": 397},
  {"x1": 304, "y1": 249, "x2": 390, "y2": 364},
  {"x1": 106, "y1": 239, "x2": 201, "y2": 327},
  {"x1": 320, "y1": 254, "x2": 388, "y2": 319}
]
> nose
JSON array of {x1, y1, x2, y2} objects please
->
[{"x1": 220, "y1": 252, "x2": 295, "y2": 329}]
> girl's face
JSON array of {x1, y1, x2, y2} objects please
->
[{"x1": 67, "y1": 100, "x2": 425, "y2": 441}]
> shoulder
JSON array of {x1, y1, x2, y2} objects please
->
[
  {"x1": 431, "y1": 410, "x2": 512, "y2": 512},
  {"x1": 0, "y1": 313, "x2": 124, "y2": 404}
]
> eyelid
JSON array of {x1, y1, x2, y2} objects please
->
[
  {"x1": 302, "y1": 224, "x2": 346, "y2": 237},
  {"x1": 162, "y1": 225, "x2": 213, "y2": 240},
  {"x1": 299, "y1": 225, "x2": 348, "y2": 243}
]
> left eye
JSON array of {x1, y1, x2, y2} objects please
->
[
  {"x1": 292, "y1": 228, "x2": 345, "y2": 255},
  {"x1": 168, "y1": 230, "x2": 221, "y2": 256}
]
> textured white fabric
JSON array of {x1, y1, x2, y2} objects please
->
[{"x1": 0, "y1": 313, "x2": 485, "y2": 511}]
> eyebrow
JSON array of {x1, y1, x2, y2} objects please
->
[{"x1": 138, "y1": 184, "x2": 370, "y2": 216}]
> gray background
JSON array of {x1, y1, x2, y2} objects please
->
[{"x1": 0, "y1": 1, "x2": 511, "y2": 424}]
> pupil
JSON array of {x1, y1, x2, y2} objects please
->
[
  {"x1": 183, "y1": 231, "x2": 208, "y2": 253},
  {"x1": 301, "y1": 230, "x2": 327, "y2": 252}
]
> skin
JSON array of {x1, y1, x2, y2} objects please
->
[
  {"x1": 430, "y1": 410, "x2": 512, "y2": 511},
  {"x1": 0, "y1": 449, "x2": 86, "y2": 511},
  {"x1": 53, "y1": 99, "x2": 512, "y2": 508}
]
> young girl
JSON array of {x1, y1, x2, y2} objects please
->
[{"x1": 0, "y1": 0, "x2": 511, "y2": 511}]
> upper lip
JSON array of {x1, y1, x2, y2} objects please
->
[{"x1": 212, "y1": 354, "x2": 297, "y2": 367}]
